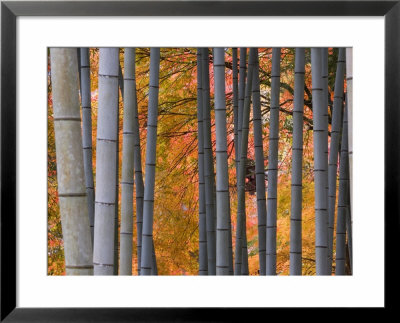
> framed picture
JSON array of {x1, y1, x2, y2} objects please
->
[{"x1": 1, "y1": 0, "x2": 397, "y2": 320}]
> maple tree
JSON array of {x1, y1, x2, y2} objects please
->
[{"x1": 48, "y1": 47, "x2": 351, "y2": 275}]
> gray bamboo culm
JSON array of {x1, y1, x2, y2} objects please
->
[
  {"x1": 114, "y1": 63, "x2": 125, "y2": 275},
  {"x1": 237, "y1": 48, "x2": 247, "y2": 165},
  {"x1": 114, "y1": 76, "x2": 121, "y2": 276},
  {"x1": 266, "y1": 47, "x2": 281, "y2": 275},
  {"x1": 252, "y1": 53, "x2": 267, "y2": 276},
  {"x1": 311, "y1": 48, "x2": 329, "y2": 275},
  {"x1": 130, "y1": 49, "x2": 157, "y2": 276},
  {"x1": 321, "y1": 48, "x2": 330, "y2": 273},
  {"x1": 197, "y1": 48, "x2": 208, "y2": 275},
  {"x1": 335, "y1": 99, "x2": 349, "y2": 275},
  {"x1": 232, "y1": 48, "x2": 239, "y2": 182},
  {"x1": 228, "y1": 216, "x2": 233, "y2": 275},
  {"x1": 327, "y1": 48, "x2": 346, "y2": 273},
  {"x1": 241, "y1": 204, "x2": 249, "y2": 275},
  {"x1": 92, "y1": 48, "x2": 119, "y2": 275},
  {"x1": 201, "y1": 48, "x2": 216, "y2": 275},
  {"x1": 128, "y1": 51, "x2": 145, "y2": 276},
  {"x1": 238, "y1": 48, "x2": 249, "y2": 275},
  {"x1": 79, "y1": 48, "x2": 95, "y2": 245},
  {"x1": 346, "y1": 188, "x2": 353, "y2": 273},
  {"x1": 234, "y1": 48, "x2": 256, "y2": 275},
  {"x1": 289, "y1": 48, "x2": 305, "y2": 276},
  {"x1": 113, "y1": 63, "x2": 125, "y2": 276},
  {"x1": 345, "y1": 93, "x2": 353, "y2": 273},
  {"x1": 213, "y1": 48, "x2": 231, "y2": 275},
  {"x1": 346, "y1": 48, "x2": 353, "y2": 223},
  {"x1": 140, "y1": 48, "x2": 161, "y2": 275},
  {"x1": 230, "y1": 48, "x2": 239, "y2": 276},
  {"x1": 119, "y1": 48, "x2": 136, "y2": 275},
  {"x1": 50, "y1": 48, "x2": 93, "y2": 275}
]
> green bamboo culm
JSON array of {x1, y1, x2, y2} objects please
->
[
  {"x1": 266, "y1": 47, "x2": 281, "y2": 275},
  {"x1": 289, "y1": 48, "x2": 305, "y2": 276},
  {"x1": 50, "y1": 48, "x2": 93, "y2": 275},
  {"x1": 140, "y1": 48, "x2": 161, "y2": 275}
]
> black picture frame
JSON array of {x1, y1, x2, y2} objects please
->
[{"x1": 1, "y1": 0, "x2": 398, "y2": 320}]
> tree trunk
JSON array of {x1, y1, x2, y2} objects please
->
[
  {"x1": 234, "y1": 48, "x2": 256, "y2": 275},
  {"x1": 140, "y1": 48, "x2": 160, "y2": 275},
  {"x1": 327, "y1": 48, "x2": 346, "y2": 273},
  {"x1": 197, "y1": 48, "x2": 208, "y2": 275},
  {"x1": 213, "y1": 48, "x2": 231, "y2": 275},
  {"x1": 266, "y1": 47, "x2": 281, "y2": 275},
  {"x1": 311, "y1": 48, "x2": 329, "y2": 275},
  {"x1": 202, "y1": 48, "x2": 216, "y2": 275},
  {"x1": 252, "y1": 52, "x2": 267, "y2": 276},
  {"x1": 335, "y1": 100, "x2": 349, "y2": 276},
  {"x1": 119, "y1": 48, "x2": 135, "y2": 275},
  {"x1": 50, "y1": 48, "x2": 93, "y2": 275},
  {"x1": 79, "y1": 47, "x2": 95, "y2": 245},
  {"x1": 289, "y1": 48, "x2": 305, "y2": 276}
]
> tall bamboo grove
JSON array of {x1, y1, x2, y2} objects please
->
[{"x1": 48, "y1": 47, "x2": 354, "y2": 277}]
